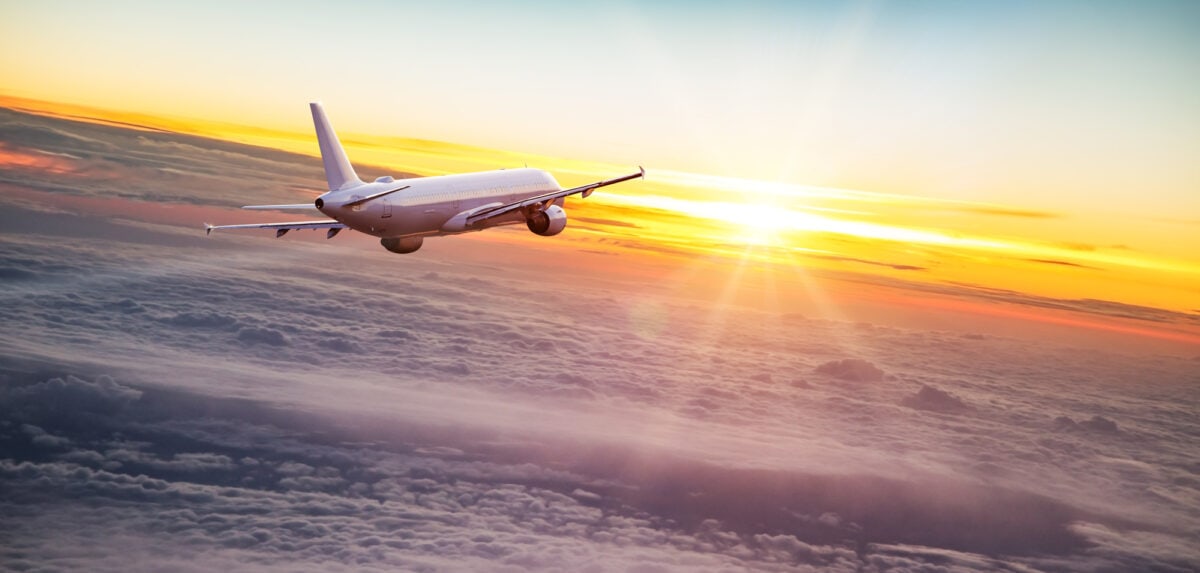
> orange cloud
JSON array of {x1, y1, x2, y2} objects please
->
[
  {"x1": 872, "y1": 290, "x2": 1200, "y2": 348},
  {"x1": 0, "y1": 142, "x2": 76, "y2": 175}
]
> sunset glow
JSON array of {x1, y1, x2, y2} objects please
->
[{"x1": 3, "y1": 92, "x2": 1198, "y2": 325}]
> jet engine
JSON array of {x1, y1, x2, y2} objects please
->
[
  {"x1": 526, "y1": 205, "x2": 567, "y2": 237},
  {"x1": 380, "y1": 236, "x2": 424, "y2": 254}
]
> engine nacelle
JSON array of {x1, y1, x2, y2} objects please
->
[
  {"x1": 380, "y1": 236, "x2": 424, "y2": 254},
  {"x1": 526, "y1": 205, "x2": 567, "y2": 237}
]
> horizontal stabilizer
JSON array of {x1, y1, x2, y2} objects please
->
[
  {"x1": 242, "y1": 204, "x2": 319, "y2": 211},
  {"x1": 205, "y1": 220, "x2": 346, "y2": 236}
]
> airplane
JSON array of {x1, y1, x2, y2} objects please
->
[{"x1": 205, "y1": 103, "x2": 644, "y2": 253}]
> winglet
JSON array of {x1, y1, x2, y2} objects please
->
[
  {"x1": 204, "y1": 223, "x2": 214, "y2": 236},
  {"x1": 310, "y1": 102, "x2": 363, "y2": 191},
  {"x1": 639, "y1": 165, "x2": 645, "y2": 179}
]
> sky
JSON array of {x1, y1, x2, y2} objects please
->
[
  {"x1": 1, "y1": 1, "x2": 1198, "y2": 328},
  {"x1": 3, "y1": 1, "x2": 1198, "y2": 205}
]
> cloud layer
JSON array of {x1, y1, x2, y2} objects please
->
[{"x1": 1, "y1": 107, "x2": 1198, "y2": 571}]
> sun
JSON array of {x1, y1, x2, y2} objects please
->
[{"x1": 723, "y1": 202, "x2": 803, "y2": 247}]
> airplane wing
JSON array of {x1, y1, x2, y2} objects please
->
[
  {"x1": 465, "y1": 167, "x2": 643, "y2": 227},
  {"x1": 205, "y1": 220, "x2": 346, "y2": 238}
]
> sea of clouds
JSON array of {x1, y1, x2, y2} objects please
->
[{"x1": 1, "y1": 108, "x2": 1198, "y2": 572}]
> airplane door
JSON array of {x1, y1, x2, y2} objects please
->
[{"x1": 382, "y1": 199, "x2": 392, "y2": 218}]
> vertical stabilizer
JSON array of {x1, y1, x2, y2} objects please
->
[{"x1": 310, "y1": 102, "x2": 362, "y2": 191}]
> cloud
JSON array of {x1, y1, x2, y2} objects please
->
[
  {"x1": 814, "y1": 359, "x2": 885, "y2": 382},
  {"x1": 161, "y1": 311, "x2": 240, "y2": 329},
  {"x1": 316, "y1": 337, "x2": 362, "y2": 353},
  {"x1": 4, "y1": 262, "x2": 1196, "y2": 571},
  {"x1": 0, "y1": 369, "x2": 1119, "y2": 572},
  {"x1": 902, "y1": 385, "x2": 971, "y2": 414},
  {"x1": 6, "y1": 374, "x2": 143, "y2": 416},
  {"x1": 936, "y1": 281, "x2": 1200, "y2": 328},
  {"x1": 804, "y1": 253, "x2": 926, "y2": 271},
  {"x1": 958, "y1": 206, "x2": 1059, "y2": 219},
  {"x1": 1, "y1": 375, "x2": 868, "y2": 571},
  {"x1": 1080, "y1": 415, "x2": 1120, "y2": 434},
  {"x1": 236, "y1": 326, "x2": 289, "y2": 346},
  {"x1": 0, "y1": 106, "x2": 414, "y2": 213},
  {"x1": 1023, "y1": 258, "x2": 1102, "y2": 270},
  {"x1": 1091, "y1": 524, "x2": 1200, "y2": 570},
  {"x1": 1053, "y1": 414, "x2": 1122, "y2": 435},
  {"x1": 21, "y1": 423, "x2": 72, "y2": 448}
]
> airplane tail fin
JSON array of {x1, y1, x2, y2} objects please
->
[{"x1": 310, "y1": 102, "x2": 362, "y2": 191}]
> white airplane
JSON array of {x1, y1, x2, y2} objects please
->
[{"x1": 206, "y1": 103, "x2": 644, "y2": 253}]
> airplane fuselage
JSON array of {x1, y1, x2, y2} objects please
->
[
  {"x1": 205, "y1": 103, "x2": 641, "y2": 253},
  {"x1": 318, "y1": 168, "x2": 562, "y2": 239}
]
